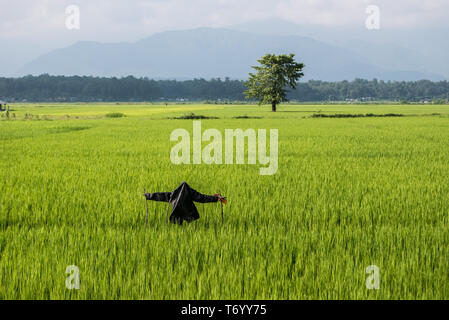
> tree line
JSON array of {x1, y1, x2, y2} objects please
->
[{"x1": 0, "y1": 74, "x2": 448, "y2": 103}]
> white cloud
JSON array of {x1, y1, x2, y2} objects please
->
[{"x1": 0, "y1": 0, "x2": 448, "y2": 43}]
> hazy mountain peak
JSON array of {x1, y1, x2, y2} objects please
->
[{"x1": 16, "y1": 26, "x2": 446, "y2": 81}]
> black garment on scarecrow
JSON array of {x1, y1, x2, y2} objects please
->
[{"x1": 144, "y1": 182, "x2": 219, "y2": 225}]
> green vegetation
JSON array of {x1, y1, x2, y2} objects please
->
[
  {"x1": 169, "y1": 112, "x2": 219, "y2": 120},
  {"x1": 311, "y1": 113, "x2": 404, "y2": 118},
  {"x1": 1, "y1": 75, "x2": 449, "y2": 102},
  {"x1": 105, "y1": 112, "x2": 126, "y2": 118},
  {"x1": 245, "y1": 54, "x2": 305, "y2": 111},
  {"x1": 1, "y1": 103, "x2": 449, "y2": 299}
]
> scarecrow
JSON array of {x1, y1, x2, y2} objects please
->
[{"x1": 143, "y1": 182, "x2": 227, "y2": 225}]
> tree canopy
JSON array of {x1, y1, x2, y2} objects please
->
[
  {"x1": 0, "y1": 75, "x2": 448, "y2": 103},
  {"x1": 244, "y1": 54, "x2": 305, "y2": 111}
]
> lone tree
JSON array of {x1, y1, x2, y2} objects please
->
[{"x1": 245, "y1": 54, "x2": 305, "y2": 112}]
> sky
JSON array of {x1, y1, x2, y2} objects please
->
[
  {"x1": 1, "y1": 0, "x2": 448, "y2": 77},
  {"x1": 1, "y1": 0, "x2": 449, "y2": 44}
]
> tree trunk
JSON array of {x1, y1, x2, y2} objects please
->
[{"x1": 272, "y1": 102, "x2": 276, "y2": 112}]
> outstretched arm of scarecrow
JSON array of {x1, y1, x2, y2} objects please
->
[
  {"x1": 190, "y1": 188, "x2": 227, "y2": 204},
  {"x1": 144, "y1": 192, "x2": 172, "y2": 202}
]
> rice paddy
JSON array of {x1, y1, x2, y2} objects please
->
[{"x1": 1, "y1": 103, "x2": 449, "y2": 299}]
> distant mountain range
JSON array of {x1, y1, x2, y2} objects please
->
[
  {"x1": 14, "y1": 22, "x2": 448, "y2": 81},
  {"x1": 230, "y1": 19, "x2": 449, "y2": 80}
]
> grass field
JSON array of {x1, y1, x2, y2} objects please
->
[{"x1": 1, "y1": 103, "x2": 449, "y2": 299}]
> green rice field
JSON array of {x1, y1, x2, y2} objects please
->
[{"x1": 1, "y1": 103, "x2": 449, "y2": 299}]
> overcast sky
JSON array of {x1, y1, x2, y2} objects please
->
[{"x1": 1, "y1": 0, "x2": 449, "y2": 45}]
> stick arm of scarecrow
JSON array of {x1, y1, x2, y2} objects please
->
[
  {"x1": 143, "y1": 192, "x2": 172, "y2": 202},
  {"x1": 144, "y1": 188, "x2": 149, "y2": 227},
  {"x1": 143, "y1": 191, "x2": 174, "y2": 225},
  {"x1": 213, "y1": 194, "x2": 227, "y2": 205},
  {"x1": 189, "y1": 188, "x2": 227, "y2": 204},
  {"x1": 191, "y1": 190, "x2": 227, "y2": 224}
]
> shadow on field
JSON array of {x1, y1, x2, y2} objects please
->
[
  {"x1": 168, "y1": 112, "x2": 219, "y2": 120},
  {"x1": 232, "y1": 115, "x2": 264, "y2": 119},
  {"x1": 276, "y1": 110, "x2": 330, "y2": 113},
  {"x1": 47, "y1": 126, "x2": 92, "y2": 134}
]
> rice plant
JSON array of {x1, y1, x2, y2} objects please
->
[{"x1": 1, "y1": 103, "x2": 449, "y2": 299}]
